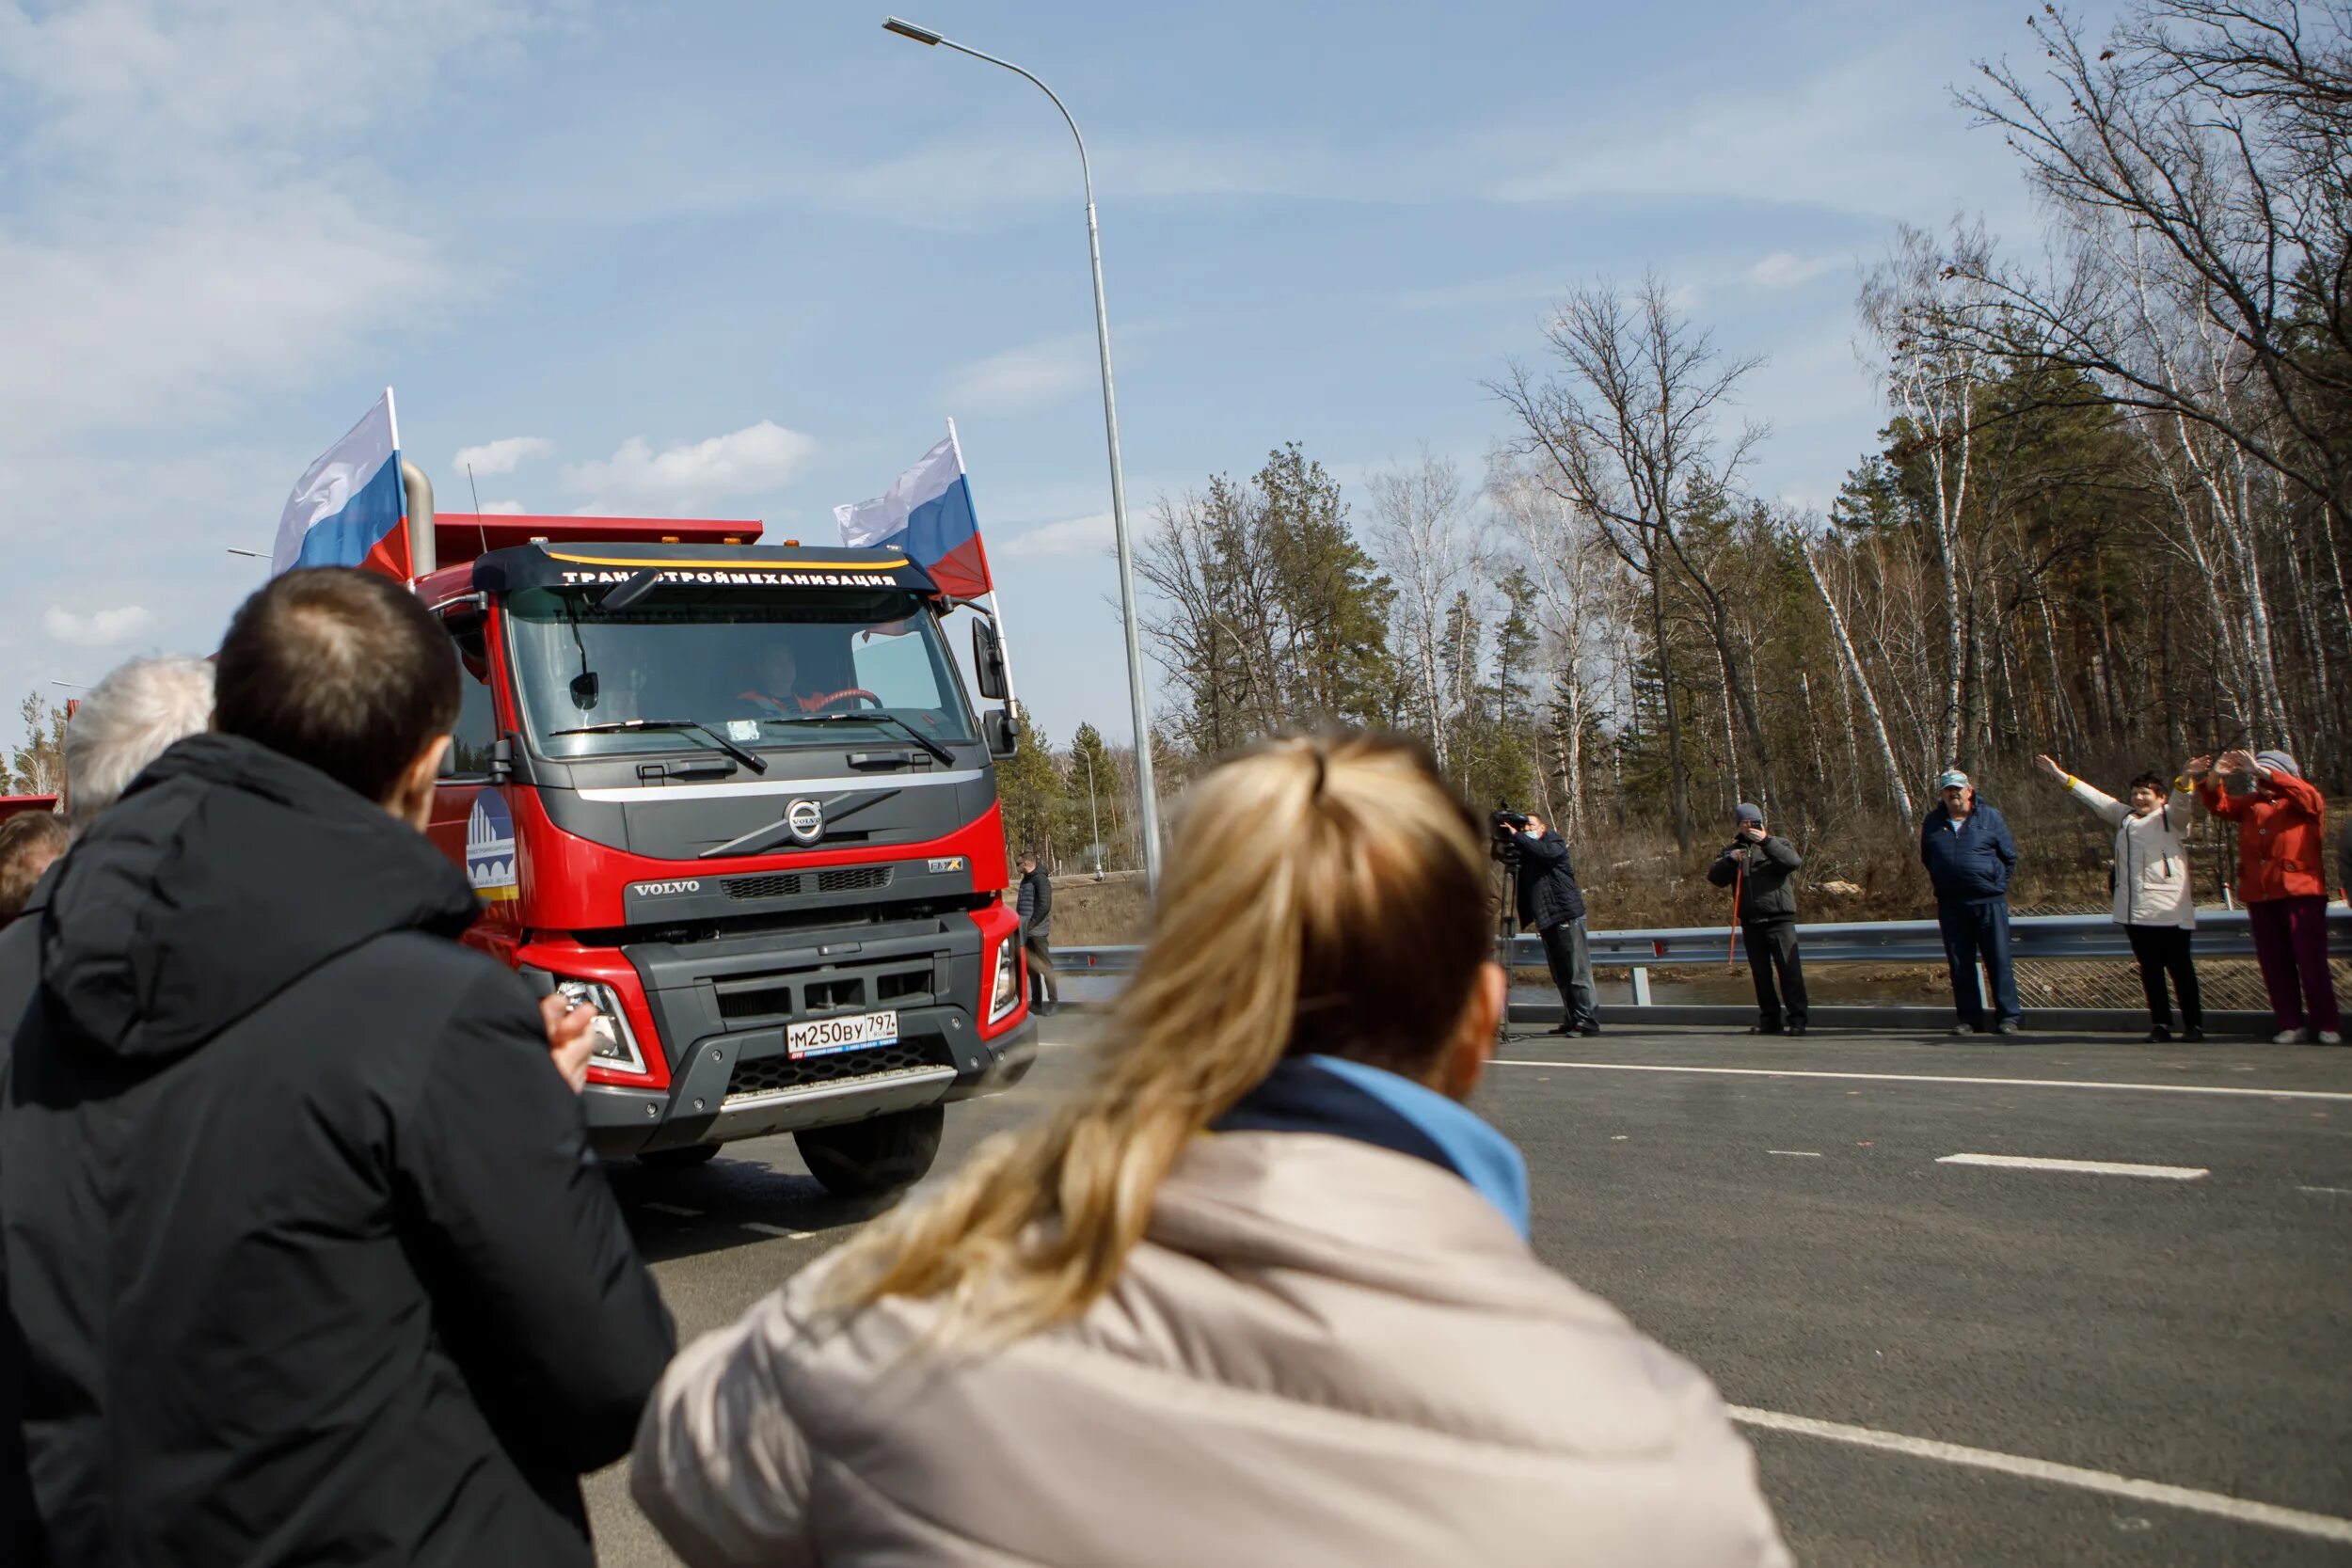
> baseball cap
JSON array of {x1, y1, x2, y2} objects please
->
[{"x1": 1935, "y1": 768, "x2": 1970, "y2": 791}]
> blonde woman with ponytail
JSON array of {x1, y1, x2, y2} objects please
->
[{"x1": 632, "y1": 735, "x2": 1790, "y2": 1568}]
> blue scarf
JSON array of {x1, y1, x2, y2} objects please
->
[{"x1": 1214, "y1": 1054, "x2": 1532, "y2": 1238}]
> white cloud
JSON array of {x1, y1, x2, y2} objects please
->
[
  {"x1": 0, "y1": 2, "x2": 542, "y2": 444},
  {"x1": 453, "y1": 436, "x2": 554, "y2": 476},
  {"x1": 562, "y1": 420, "x2": 816, "y2": 514},
  {"x1": 1749, "y1": 252, "x2": 1846, "y2": 290},
  {"x1": 998, "y1": 513, "x2": 1114, "y2": 560},
  {"x1": 44, "y1": 605, "x2": 155, "y2": 647},
  {"x1": 940, "y1": 337, "x2": 1095, "y2": 418},
  {"x1": 479, "y1": 499, "x2": 529, "y2": 515}
]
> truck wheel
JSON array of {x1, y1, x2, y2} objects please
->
[
  {"x1": 640, "y1": 1144, "x2": 722, "y2": 1170},
  {"x1": 795, "y1": 1106, "x2": 944, "y2": 1198}
]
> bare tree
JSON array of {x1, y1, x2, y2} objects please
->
[
  {"x1": 1366, "y1": 450, "x2": 1475, "y2": 772},
  {"x1": 1956, "y1": 1, "x2": 2352, "y2": 527},
  {"x1": 1489, "y1": 457, "x2": 1630, "y2": 840},
  {"x1": 1490, "y1": 275, "x2": 1771, "y2": 853}
]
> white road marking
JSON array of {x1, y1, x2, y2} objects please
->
[
  {"x1": 1491, "y1": 1058, "x2": 2352, "y2": 1103},
  {"x1": 740, "y1": 1222, "x2": 810, "y2": 1239},
  {"x1": 1936, "y1": 1152, "x2": 2209, "y2": 1180},
  {"x1": 1766, "y1": 1149, "x2": 1822, "y2": 1158},
  {"x1": 1730, "y1": 1406, "x2": 2352, "y2": 1544},
  {"x1": 2297, "y1": 1184, "x2": 2352, "y2": 1196},
  {"x1": 641, "y1": 1203, "x2": 701, "y2": 1217}
]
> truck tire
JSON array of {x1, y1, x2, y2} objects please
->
[
  {"x1": 640, "y1": 1144, "x2": 722, "y2": 1170},
  {"x1": 796, "y1": 1106, "x2": 944, "y2": 1198}
]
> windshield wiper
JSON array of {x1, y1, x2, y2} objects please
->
[
  {"x1": 547, "y1": 718, "x2": 769, "y2": 774},
  {"x1": 759, "y1": 712, "x2": 954, "y2": 767}
]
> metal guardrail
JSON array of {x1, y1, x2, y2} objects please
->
[{"x1": 1055, "y1": 908, "x2": 2352, "y2": 1007}]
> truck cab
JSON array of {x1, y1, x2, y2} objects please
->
[{"x1": 405, "y1": 514, "x2": 1035, "y2": 1195}]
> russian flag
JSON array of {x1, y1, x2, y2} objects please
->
[
  {"x1": 269, "y1": 389, "x2": 411, "y2": 578},
  {"x1": 833, "y1": 421, "x2": 993, "y2": 600}
]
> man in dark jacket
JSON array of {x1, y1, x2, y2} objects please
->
[
  {"x1": 0, "y1": 568, "x2": 675, "y2": 1567},
  {"x1": 1919, "y1": 768, "x2": 2023, "y2": 1036},
  {"x1": 1708, "y1": 802, "x2": 1807, "y2": 1036},
  {"x1": 1016, "y1": 851, "x2": 1057, "y2": 1015},
  {"x1": 1512, "y1": 813, "x2": 1597, "y2": 1037}
]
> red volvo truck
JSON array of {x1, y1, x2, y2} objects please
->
[{"x1": 374, "y1": 499, "x2": 1035, "y2": 1196}]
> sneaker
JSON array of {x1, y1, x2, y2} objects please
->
[
  {"x1": 1577, "y1": 1022, "x2": 1602, "y2": 1037},
  {"x1": 2184, "y1": 1026, "x2": 2205, "y2": 1041},
  {"x1": 1994, "y1": 1020, "x2": 2022, "y2": 1036},
  {"x1": 2275, "y1": 1029, "x2": 2305, "y2": 1045},
  {"x1": 1747, "y1": 1024, "x2": 1783, "y2": 1036},
  {"x1": 2144, "y1": 1026, "x2": 2173, "y2": 1043},
  {"x1": 1951, "y1": 1022, "x2": 1979, "y2": 1036},
  {"x1": 1788, "y1": 1022, "x2": 1807, "y2": 1037},
  {"x1": 2322, "y1": 1031, "x2": 2345, "y2": 1046}
]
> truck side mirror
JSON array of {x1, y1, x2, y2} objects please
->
[
  {"x1": 983, "y1": 707, "x2": 1020, "y2": 759},
  {"x1": 488, "y1": 736, "x2": 515, "y2": 784},
  {"x1": 971, "y1": 619, "x2": 1009, "y2": 702}
]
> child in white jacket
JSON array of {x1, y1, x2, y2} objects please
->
[{"x1": 2035, "y1": 754, "x2": 2203, "y2": 1040}]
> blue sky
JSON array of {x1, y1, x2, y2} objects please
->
[{"x1": 0, "y1": 0, "x2": 2112, "y2": 747}]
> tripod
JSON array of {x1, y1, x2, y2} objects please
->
[{"x1": 1492, "y1": 840, "x2": 1530, "y2": 1042}]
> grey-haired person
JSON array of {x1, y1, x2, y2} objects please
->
[{"x1": 1918, "y1": 768, "x2": 2023, "y2": 1035}]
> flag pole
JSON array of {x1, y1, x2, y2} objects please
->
[{"x1": 946, "y1": 420, "x2": 1024, "y2": 722}]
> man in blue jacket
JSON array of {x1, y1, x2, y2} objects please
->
[{"x1": 1920, "y1": 768, "x2": 2023, "y2": 1035}]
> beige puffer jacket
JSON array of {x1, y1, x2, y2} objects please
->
[{"x1": 631, "y1": 1131, "x2": 1791, "y2": 1568}]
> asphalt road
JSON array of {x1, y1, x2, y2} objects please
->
[{"x1": 587, "y1": 1022, "x2": 2352, "y2": 1567}]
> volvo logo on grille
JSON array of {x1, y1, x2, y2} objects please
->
[
  {"x1": 632, "y1": 879, "x2": 702, "y2": 897},
  {"x1": 785, "y1": 798, "x2": 825, "y2": 845}
]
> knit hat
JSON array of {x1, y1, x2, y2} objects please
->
[
  {"x1": 1734, "y1": 802, "x2": 1763, "y2": 825},
  {"x1": 2256, "y1": 750, "x2": 2300, "y2": 779},
  {"x1": 1935, "y1": 768, "x2": 1969, "y2": 791}
]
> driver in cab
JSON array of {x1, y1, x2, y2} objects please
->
[{"x1": 739, "y1": 643, "x2": 855, "y2": 718}]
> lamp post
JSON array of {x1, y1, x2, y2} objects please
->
[
  {"x1": 882, "y1": 16, "x2": 1163, "y2": 893},
  {"x1": 1074, "y1": 743, "x2": 1104, "y2": 879}
]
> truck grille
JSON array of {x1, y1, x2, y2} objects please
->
[
  {"x1": 723, "y1": 1038, "x2": 946, "y2": 1101},
  {"x1": 724, "y1": 873, "x2": 802, "y2": 900},
  {"x1": 712, "y1": 958, "x2": 937, "y2": 1025},
  {"x1": 722, "y1": 865, "x2": 894, "y2": 902}
]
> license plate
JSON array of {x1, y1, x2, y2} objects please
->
[{"x1": 787, "y1": 1009, "x2": 898, "y2": 1059}]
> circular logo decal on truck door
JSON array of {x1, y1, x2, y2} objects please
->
[{"x1": 466, "y1": 792, "x2": 518, "y2": 902}]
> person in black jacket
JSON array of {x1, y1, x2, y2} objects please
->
[
  {"x1": 0, "y1": 568, "x2": 675, "y2": 1568},
  {"x1": 1016, "y1": 851, "x2": 1057, "y2": 1015},
  {"x1": 1512, "y1": 813, "x2": 1597, "y2": 1036},
  {"x1": 1707, "y1": 802, "x2": 1807, "y2": 1036}
]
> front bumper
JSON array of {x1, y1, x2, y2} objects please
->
[{"x1": 570, "y1": 912, "x2": 1036, "y2": 1157}]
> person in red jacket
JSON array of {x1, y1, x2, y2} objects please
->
[{"x1": 2194, "y1": 748, "x2": 2341, "y2": 1044}]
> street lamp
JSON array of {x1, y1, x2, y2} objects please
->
[
  {"x1": 882, "y1": 16, "x2": 1163, "y2": 893},
  {"x1": 1073, "y1": 744, "x2": 1104, "y2": 879}
]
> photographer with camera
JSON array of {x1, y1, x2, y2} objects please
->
[
  {"x1": 1707, "y1": 803, "x2": 1807, "y2": 1037},
  {"x1": 1502, "y1": 810, "x2": 1598, "y2": 1037}
]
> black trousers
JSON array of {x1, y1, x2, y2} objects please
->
[
  {"x1": 2124, "y1": 924, "x2": 2201, "y2": 1031},
  {"x1": 1740, "y1": 919, "x2": 1807, "y2": 1030},
  {"x1": 1023, "y1": 928, "x2": 1057, "y2": 1007}
]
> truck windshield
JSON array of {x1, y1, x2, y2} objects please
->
[{"x1": 504, "y1": 585, "x2": 977, "y2": 761}]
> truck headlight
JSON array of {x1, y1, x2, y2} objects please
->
[
  {"x1": 557, "y1": 978, "x2": 647, "y2": 1074},
  {"x1": 988, "y1": 939, "x2": 1022, "y2": 1024}
]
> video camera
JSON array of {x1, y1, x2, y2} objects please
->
[{"x1": 1490, "y1": 802, "x2": 1530, "y2": 864}]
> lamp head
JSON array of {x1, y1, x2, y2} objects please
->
[{"x1": 882, "y1": 16, "x2": 944, "y2": 44}]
